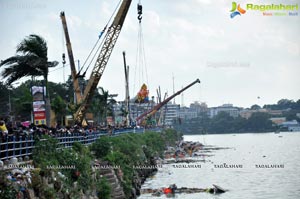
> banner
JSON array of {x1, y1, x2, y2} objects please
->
[{"x1": 31, "y1": 86, "x2": 46, "y2": 125}]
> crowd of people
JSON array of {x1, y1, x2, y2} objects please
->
[{"x1": 0, "y1": 118, "x2": 140, "y2": 143}]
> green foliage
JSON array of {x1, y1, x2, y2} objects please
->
[
  {"x1": 43, "y1": 187, "x2": 56, "y2": 199},
  {"x1": 0, "y1": 187, "x2": 18, "y2": 199},
  {"x1": 97, "y1": 177, "x2": 111, "y2": 199},
  {"x1": 33, "y1": 135, "x2": 60, "y2": 170},
  {"x1": 13, "y1": 84, "x2": 33, "y2": 121},
  {"x1": 264, "y1": 99, "x2": 300, "y2": 110},
  {"x1": 89, "y1": 87, "x2": 116, "y2": 124},
  {"x1": 0, "y1": 82, "x2": 9, "y2": 117},
  {"x1": 90, "y1": 136, "x2": 111, "y2": 159},
  {"x1": 0, "y1": 178, "x2": 18, "y2": 199},
  {"x1": 91, "y1": 129, "x2": 181, "y2": 198},
  {"x1": 0, "y1": 34, "x2": 58, "y2": 85},
  {"x1": 245, "y1": 112, "x2": 273, "y2": 132},
  {"x1": 175, "y1": 111, "x2": 275, "y2": 134},
  {"x1": 51, "y1": 95, "x2": 67, "y2": 123},
  {"x1": 33, "y1": 137, "x2": 93, "y2": 194}
]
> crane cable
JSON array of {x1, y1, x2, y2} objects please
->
[
  {"x1": 133, "y1": 0, "x2": 149, "y2": 96},
  {"x1": 77, "y1": 0, "x2": 122, "y2": 77},
  {"x1": 61, "y1": 26, "x2": 66, "y2": 83}
]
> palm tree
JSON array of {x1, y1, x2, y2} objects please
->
[
  {"x1": 90, "y1": 87, "x2": 117, "y2": 125},
  {"x1": 0, "y1": 34, "x2": 58, "y2": 125}
]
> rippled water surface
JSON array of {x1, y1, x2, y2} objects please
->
[{"x1": 139, "y1": 132, "x2": 300, "y2": 199}]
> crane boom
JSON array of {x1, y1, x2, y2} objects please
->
[
  {"x1": 74, "y1": 0, "x2": 132, "y2": 124},
  {"x1": 123, "y1": 51, "x2": 130, "y2": 126},
  {"x1": 136, "y1": 78, "x2": 201, "y2": 124},
  {"x1": 60, "y1": 11, "x2": 82, "y2": 104}
]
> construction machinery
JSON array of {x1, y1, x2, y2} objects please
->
[
  {"x1": 61, "y1": 0, "x2": 132, "y2": 124},
  {"x1": 123, "y1": 51, "x2": 130, "y2": 126},
  {"x1": 136, "y1": 78, "x2": 201, "y2": 125},
  {"x1": 60, "y1": 11, "x2": 82, "y2": 104}
]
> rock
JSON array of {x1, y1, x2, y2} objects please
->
[
  {"x1": 27, "y1": 189, "x2": 35, "y2": 199},
  {"x1": 54, "y1": 180, "x2": 62, "y2": 191},
  {"x1": 24, "y1": 156, "x2": 30, "y2": 161},
  {"x1": 10, "y1": 157, "x2": 18, "y2": 165},
  {"x1": 12, "y1": 169, "x2": 23, "y2": 175},
  {"x1": 4, "y1": 159, "x2": 9, "y2": 165}
]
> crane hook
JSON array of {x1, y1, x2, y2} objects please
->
[{"x1": 137, "y1": 3, "x2": 143, "y2": 23}]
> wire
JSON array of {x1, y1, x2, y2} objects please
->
[
  {"x1": 49, "y1": 65, "x2": 66, "y2": 73},
  {"x1": 79, "y1": 0, "x2": 122, "y2": 76},
  {"x1": 78, "y1": 37, "x2": 101, "y2": 75},
  {"x1": 134, "y1": 17, "x2": 149, "y2": 97}
]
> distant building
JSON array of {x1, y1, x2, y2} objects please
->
[
  {"x1": 164, "y1": 103, "x2": 180, "y2": 125},
  {"x1": 190, "y1": 101, "x2": 208, "y2": 115},
  {"x1": 189, "y1": 101, "x2": 201, "y2": 113},
  {"x1": 269, "y1": 117, "x2": 286, "y2": 125},
  {"x1": 280, "y1": 120, "x2": 300, "y2": 132},
  {"x1": 267, "y1": 109, "x2": 283, "y2": 116},
  {"x1": 178, "y1": 106, "x2": 197, "y2": 120},
  {"x1": 240, "y1": 109, "x2": 283, "y2": 119},
  {"x1": 209, "y1": 104, "x2": 240, "y2": 118},
  {"x1": 239, "y1": 109, "x2": 253, "y2": 119}
]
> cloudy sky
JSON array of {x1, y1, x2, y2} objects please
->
[{"x1": 0, "y1": 0, "x2": 299, "y2": 108}]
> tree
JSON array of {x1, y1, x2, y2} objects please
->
[
  {"x1": 0, "y1": 82, "x2": 9, "y2": 118},
  {"x1": 245, "y1": 112, "x2": 273, "y2": 132},
  {"x1": 90, "y1": 87, "x2": 116, "y2": 125},
  {"x1": 51, "y1": 95, "x2": 67, "y2": 125},
  {"x1": 0, "y1": 34, "x2": 58, "y2": 125},
  {"x1": 251, "y1": 104, "x2": 261, "y2": 110}
]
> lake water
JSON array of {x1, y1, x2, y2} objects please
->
[{"x1": 139, "y1": 132, "x2": 300, "y2": 199}]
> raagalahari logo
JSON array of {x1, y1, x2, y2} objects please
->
[
  {"x1": 230, "y1": 2, "x2": 246, "y2": 18},
  {"x1": 230, "y1": 2, "x2": 298, "y2": 18}
]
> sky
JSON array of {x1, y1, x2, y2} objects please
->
[{"x1": 0, "y1": 0, "x2": 299, "y2": 108}]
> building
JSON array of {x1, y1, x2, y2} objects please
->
[
  {"x1": 240, "y1": 109, "x2": 283, "y2": 119},
  {"x1": 164, "y1": 103, "x2": 180, "y2": 125},
  {"x1": 269, "y1": 117, "x2": 286, "y2": 125},
  {"x1": 190, "y1": 101, "x2": 208, "y2": 115},
  {"x1": 209, "y1": 104, "x2": 240, "y2": 118},
  {"x1": 280, "y1": 120, "x2": 300, "y2": 132},
  {"x1": 178, "y1": 106, "x2": 197, "y2": 120}
]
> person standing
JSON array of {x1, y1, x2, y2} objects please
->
[{"x1": 0, "y1": 120, "x2": 8, "y2": 136}]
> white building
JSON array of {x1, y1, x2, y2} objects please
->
[
  {"x1": 280, "y1": 120, "x2": 300, "y2": 132},
  {"x1": 164, "y1": 103, "x2": 180, "y2": 125},
  {"x1": 178, "y1": 106, "x2": 197, "y2": 120},
  {"x1": 209, "y1": 104, "x2": 240, "y2": 118}
]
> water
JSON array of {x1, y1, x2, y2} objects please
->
[{"x1": 139, "y1": 132, "x2": 300, "y2": 199}]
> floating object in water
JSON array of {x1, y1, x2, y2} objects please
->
[{"x1": 142, "y1": 184, "x2": 227, "y2": 196}]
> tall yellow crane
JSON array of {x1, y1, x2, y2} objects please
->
[
  {"x1": 60, "y1": 12, "x2": 82, "y2": 104},
  {"x1": 74, "y1": 0, "x2": 132, "y2": 124}
]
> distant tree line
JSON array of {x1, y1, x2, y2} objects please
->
[{"x1": 175, "y1": 99, "x2": 300, "y2": 134}]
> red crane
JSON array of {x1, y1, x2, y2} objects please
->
[{"x1": 136, "y1": 79, "x2": 200, "y2": 125}]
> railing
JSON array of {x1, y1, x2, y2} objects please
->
[{"x1": 0, "y1": 127, "x2": 161, "y2": 161}]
